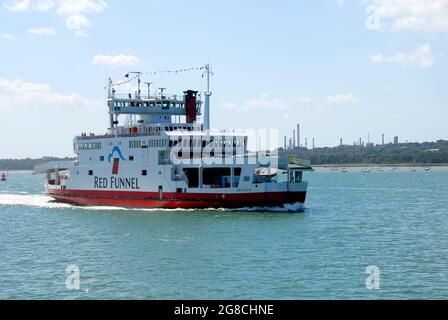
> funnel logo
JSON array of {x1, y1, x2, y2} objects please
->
[{"x1": 108, "y1": 146, "x2": 126, "y2": 175}]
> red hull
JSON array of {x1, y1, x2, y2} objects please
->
[{"x1": 47, "y1": 188, "x2": 307, "y2": 209}]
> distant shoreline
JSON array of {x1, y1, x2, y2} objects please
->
[
  {"x1": 2, "y1": 165, "x2": 446, "y2": 173},
  {"x1": 314, "y1": 163, "x2": 447, "y2": 168}
]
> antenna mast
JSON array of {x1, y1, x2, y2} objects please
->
[
  {"x1": 203, "y1": 63, "x2": 213, "y2": 131},
  {"x1": 107, "y1": 77, "x2": 113, "y2": 98},
  {"x1": 144, "y1": 82, "x2": 153, "y2": 97},
  {"x1": 128, "y1": 71, "x2": 143, "y2": 95}
]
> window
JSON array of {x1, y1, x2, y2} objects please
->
[
  {"x1": 129, "y1": 155, "x2": 134, "y2": 161},
  {"x1": 142, "y1": 170, "x2": 147, "y2": 176},
  {"x1": 129, "y1": 140, "x2": 141, "y2": 149},
  {"x1": 100, "y1": 156, "x2": 104, "y2": 162},
  {"x1": 233, "y1": 168, "x2": 242, "y2": 187},
  {"x1": 88, "y1": 170, "x2": 93, "y2": 176},
  {"x1": 244, "y1": 176, "x2": 251, "y2": 182}
]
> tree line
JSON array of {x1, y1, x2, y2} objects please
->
[
  {"x1": 279, "y1": 140, "x2": 448, "y2": 165},
  {"x1": 0, "y1": 157, "x2": 75, "y2": 171},
  {"x1": 1, "y1": 140, "x2": 448, "y2": 169}
]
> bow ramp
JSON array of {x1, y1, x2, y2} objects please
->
[{"x1": 33, "y1": 161, "x2": 74, "y2": 174}]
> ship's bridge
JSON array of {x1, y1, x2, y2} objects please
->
[
  {"x1": 108, "y1": 92, "x2": 202, "y2": 116},
  {"x1": 108, "y1": 89, "x2": 202, "y2": 129}
]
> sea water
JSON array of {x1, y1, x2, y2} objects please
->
[{"x1": 0, "y1": 169, "x2": 447, "y2": 299}]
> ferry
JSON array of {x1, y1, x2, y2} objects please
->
[
  {"x1": 34, "y1": 65, "x2": 312, "y2": 209},
  {"x1": 1, "y1": 172, "x2": 6, "y2": 182}
]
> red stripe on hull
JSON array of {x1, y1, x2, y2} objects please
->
[{"x1": 47, "y1": 189, "x2": 307, "y2": 209}]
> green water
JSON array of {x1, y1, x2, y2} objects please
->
[{"x1": 0, "y1": 169, "x2": 447, "y2": 299}]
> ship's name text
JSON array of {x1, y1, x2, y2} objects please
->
[{"x1": 94, "y1": 176, "x2": 140, "y2": 190}]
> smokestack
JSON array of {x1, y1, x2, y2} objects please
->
[
  {"x1": 312, "y1": 138, "x2": 315, "y2": 149},
  {"x1": 297, "y1": 123, "x2": 300, "y2": 148},
  {"x1": 184, "y1": 90, "x2": 198, "y2": 124},
  {"x1": 284, "y1": 136, "x2": 287, "y2": 150},
  {"x1": 293, "y1": 130, "x2": 296, "y2": 148},
  {"x1": 382, "y1": 134, "x2": 385, "y2": 146}
]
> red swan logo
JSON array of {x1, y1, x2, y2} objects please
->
[{"x1": 108, "y1": 146, "x2": 126, "y2": 175}]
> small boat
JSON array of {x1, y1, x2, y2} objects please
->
[
  {"x1": 362, "y1": 168, "x2": 371, "y2": 173},
  {"x1": 0, "y1": 172, "x2": 6, "y2": 182},
  {"x1": 377, "y1": 167, "x2": 383, "y2": 172},
  {"x1": 390, "y1": 166, "x2": 397, "y2": 171},
  {"x1": 424, "y1": 167, "x2": 431, "y2": 171},
  {"x1": 411, "y1": 168, "x2": 417, "y2": 172},
  {"x1": 341, "y1": 168, "x2": 348, "y2": 173}
]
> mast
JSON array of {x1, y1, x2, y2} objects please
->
[
  {"x1": 203, "y1": 63, "x2": 212, "y2": 131},
  {"x1": 144, "y1": 82, "x2": 153, "y2": 98},
  {"x1": 128, "y1": 71, "x2": 143, "y2": 96},
  {"x1": 107, "y1": 77, "x2": 113, "y2": 98}
]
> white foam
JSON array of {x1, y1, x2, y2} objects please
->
[
  {"x1": 231, "y1": 202, "x2": 306, "y2": 213},
  {"x1": 0, "y1": 193, "x2": 72, "y2": 209}
]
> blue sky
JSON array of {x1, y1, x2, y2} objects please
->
[{"x1": 0, "y1": 0, "x2": 447, "y2": 158}]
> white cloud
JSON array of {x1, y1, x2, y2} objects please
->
[
  {"x1": 3, "y1": 0, "x2": 55, "y2": 11},
  {"x1": 371, "y1": 43, "x2": 434, "y2": 68},
  {"x1": 295, "y1": 96, "x2": 314, "y2": 104},
  {"x1": 326, "y1": 93, "x2": 358, "y2": 105},
  {"x1": 26, "y1": 27, "x2": 56, "y2": 36},
  {"x1": 64, "y1": 14, "x2": 91, "y2": 30},
  {"x1": 364, "y1": 0, "x2": 448, "y2": 32},
  {"x1": 56, "y1": 0, "x2": 106, "y2": 34},
  {"x1": 74, "y1": 30, "x2": 88, "y2": 38},
  {"x1": 222, "y1": 94, "x2": 287, "y2": 111},
  {"x1": 56, "y1": 0, "x2": 106, "y2": 15},
  {"x1": 3, "y1": 0, "x2": 107, "y2": 35},
  {"x1": 34, "y1": 0, "x2": 54, "y2": 11},
  {"x1": 92, "y1": 54, "x2": 141, "y2": 67},
  {"x1": 0, "y1": 78, "x2": 102, "y2": 109},
  {"x1": 3, "y1": 0, "x2": 30, "y2": 11},
  {"x1": 223, "y1": 93, "x2": 354, "y2": 112},
  {"x1": 1, "y1": 33, "x2": 15, "y2": 39},
  {"x1": 336, "y1": 0, "x2": 345, "y2": 7}
]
